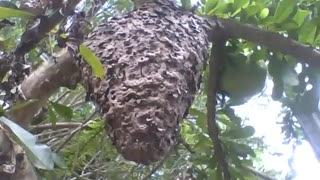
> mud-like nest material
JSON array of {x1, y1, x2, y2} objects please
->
[{"x1": 79, "y1": 0, "x2": 211, "y2": 164}]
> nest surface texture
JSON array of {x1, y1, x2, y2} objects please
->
[{"x1": 81, "y1": 0, "x2": 210, "y2": 164}]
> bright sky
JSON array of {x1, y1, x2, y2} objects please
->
[{"x1": 234, "y1": 79, "x2": 320, "y2": 179}]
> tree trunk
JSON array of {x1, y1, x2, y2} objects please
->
[{"x1": 79, "y1": 0, "x2": 212, "y2": 164}]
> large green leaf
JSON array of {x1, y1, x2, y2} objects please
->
[
  {"x1": 0, "y1": 117, "x2": 58, "y2": 170},
  {"x1": 232, "y1": 0, "x2": 250, "y2": 16},
  {"x1": 299, "y1": 19, "x2": 318, "y2": 44},
  {"x1": 244, "y1": 5, "x2": 260, "y2": 17},
  {"x1": 224, "y1": 126, "x2": 255, "y2": 139},
  {"x1": 204, "y1": 0, "x2": 218, "y2": 15},
  {"x1": 48, "y1": 105, "x2": 58, "y2": 127},
  {"x1": 50, "y1": 101, "x2": 73, "y2": 120},
  {"x1": 0, "y1": 7, "x2": 33, "y2": 19},
  {"x1": 226, "y1": 140, "x2": 256, "y2": 158},
  {"x1": 293, "y1": 9, "x2": 310, "y2": 27},
  {"x1": 273, "y1": 0, "x2": 298, "y2": 23},
  {"x1": 189, "y1": 108, "x2": 207, "y2": 131},
  {"x1": 79, "y1": 44, "x2": 105, "y2": 78}
]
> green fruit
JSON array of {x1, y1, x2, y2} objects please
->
[{"x1": 221, "y1": 54, "x2": 267, "y2": 102}]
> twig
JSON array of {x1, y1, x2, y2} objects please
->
[
  {"x1": 177, "y1": 134, "x2": 195, "y2": 154},
  {"x1": 35, "y1": 127, "x2": 69, "y2": 137},
  {"x1": 38, "y1": 131, "x2": 70, "y2": 144},
  {"x1": 215, "y1": 17, "x2": 320, "y2": 66},
  {"x1": 207, "y1": 29, "x2": 230, "y2": 179},
  {"x1": 142, "y1": 146, "x2": 175, "y2": 180},
  {"x1": 31, "y1": 122, "x2": 82, "y2": 131},
  {"x1": 72, "y1": 171, "x2": 91, "y2": 180},
  {"x1": 82, "y1": 151, "x2": 101, "y2": 174},
  {"x1": 55, "y1": 111, "x2": 97, "y2": 152}
]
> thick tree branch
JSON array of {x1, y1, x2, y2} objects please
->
[
  {"x1": 15, "y1": 0, "x2": 81, "y2": 56},
  {"x1": 211, "y1": 18, "x2": 320, "y2": 66},
  {"x1": 207, "y1": 32, "x2": 230, "y2": 179},
  {"x1": 7, "y1": 49, "x2": 80, "y2": 128}
]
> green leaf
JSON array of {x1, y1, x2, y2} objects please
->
[
  {"x1": 189, "y1": 108, "x2": 207, "y2": 131},
  {"x1": 244, "y1": 5, "x2": 260, "y2": 17},
  {"x1": 52, "y1": 153, "x2": 67, "y2": 169},
  {"x1": 48, "y1": 106, "x2": 57, "y2": 127},
  {"x1": 204, "y1": 0, "x2": 218, "y2": 14},
  {"x1": 293, "y1": 9, "x2": 310, "y2": 27},
  {"x1": 50, "y1": 102, "x2": 73, "y2": 120},
  {"x1": 0, "y1": 7, "x2": 33, "y2": 19},
  {"x1": 79, "y1": 44, "x2": 105, "y2": 78},
  {"x1": 0, "y1": 117, "x2": 55, "y2": 170},
  {"x1": 207, "y1": 0, "x2": 228, "y2": 16},
  {"x1": 194, "y1": 134, "x2": 212, "y2": 152},
  {"x1": 224, "y1": 126, "x2": 255, "y2": 139},
  {"x1": 273, "y1": 0, "x2": 298, "y2": 23},
  {"x1": 216, "y1": 113, "x2": 234, "y2": 127},
  {"x1": 226, "y1": 140, "x2": 256, "y2": 158},
  {"x1": 232, "y1": 0, "x2": 250, "y2": 16},
  {"x1": 181, "y1": 0, "x2": 191, "y2": 10},
  {"x1": 299, "y1": 19, "x2": 318, "y2": 44}
]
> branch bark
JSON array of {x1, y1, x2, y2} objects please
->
[
  {"x1": 207, "y1": 30, "x2": 230, "y2": 179},
  {"x1": 15, "y1": 0, "x2": 81, "y2": 56},
  {"x1": 215, "y1": 17, "x2": 320, "y2": 66},
  {"x1": 7, "y1": 49, "x2": 79, "y2": 128}
]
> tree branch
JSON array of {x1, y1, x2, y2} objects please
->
[
  {"x1": 207, "y1": 30, "x2": 230, "y2": 179},
  {"x1": 15, "y1": 0, "x2": 81, "y2": 56},
  {"x1": 210, "y1": 17, "x2": 320, "y2": 66},
  {"x1": 7, "y1": 49, "x2": 80, "y2": 128}
]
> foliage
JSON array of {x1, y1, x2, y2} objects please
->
[{"x1": 0, "y1": 0, "x2": 319, "y2": 179}]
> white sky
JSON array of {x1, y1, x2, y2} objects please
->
[{"x1": 234, "y1": 79, "x2": 320, "y2": 179}]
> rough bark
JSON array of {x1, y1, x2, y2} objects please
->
[
  {"x1": 79, "y1": 0, "x2": 211, "y2": 164},
  {"x1": 0, "y1": 50, "x2": 79, "y2": 180}
]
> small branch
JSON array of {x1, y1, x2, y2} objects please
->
[
  {"x1": 30, "y1": 122, "x2": 82, "y2": 131},
  {"x1": 207, "y1": 30, "x2": 230, "y2": 179},
  {"x1": 142, "y1": 146, "x2": 174, "y2": 180},
  {"x1": 214, "y1": 17, "x2": 320, "y2": 66},
  {"x1": 177, "y1": 134, "x2": 195, "y2": 154},
  {"x1": 55, "y1": 111, "x2": 98, "y2": 152}
]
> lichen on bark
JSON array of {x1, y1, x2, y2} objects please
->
[{"x1": 79, "y1": 0, "x2": 211, "y2": 164}]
